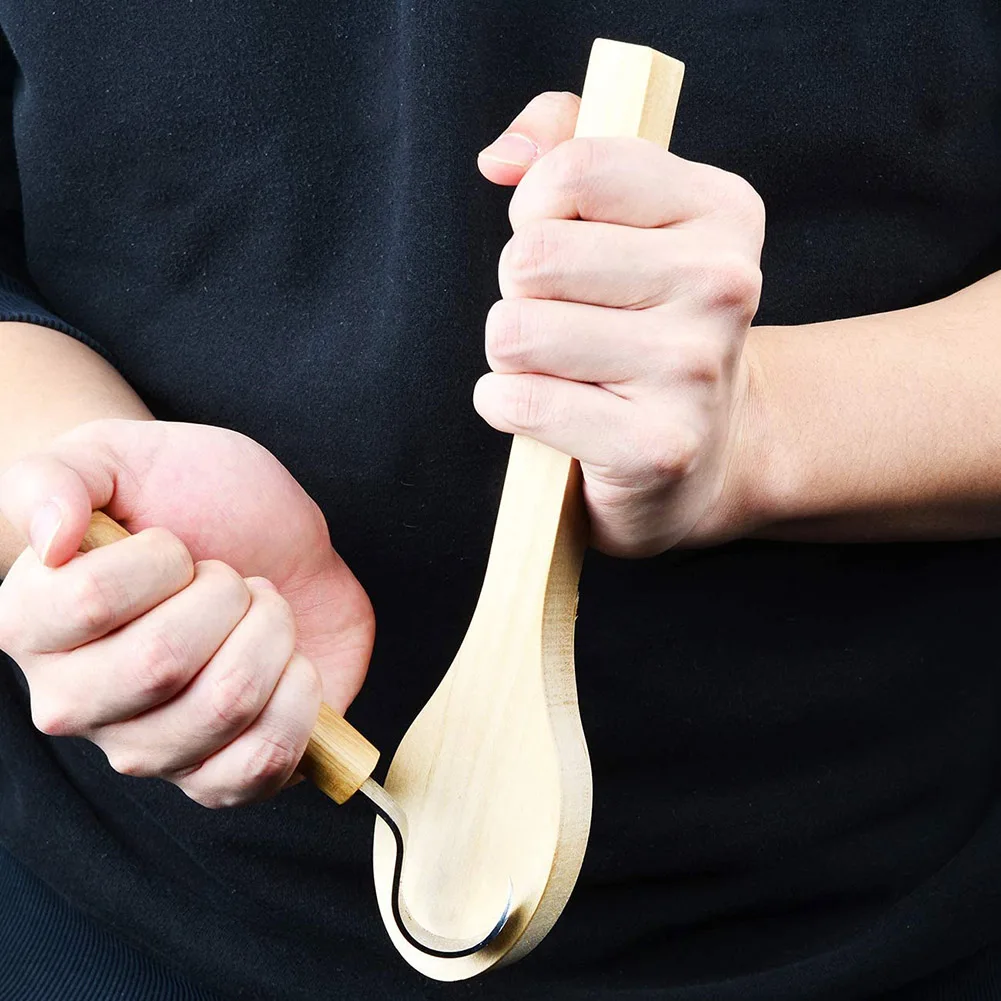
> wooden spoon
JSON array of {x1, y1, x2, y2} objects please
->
[{"x1": 371, "y1": 38, "x2": 685, "y2": 981}]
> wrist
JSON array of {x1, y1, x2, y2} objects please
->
[{"x1": 682, "y1": 326, "x2": 790, "y2": 546}]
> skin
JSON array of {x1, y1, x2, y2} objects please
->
[
  {"x1": 475, "y1": 92, "x2": 1001, "y2": 547},
  {"x1": 1, "y1": 90, "x2": 1000, "y2": 807},
  {"x1": 0, "y1": 415, "x2": 374, "y2": 807},
  {"x1": 476, "y1": 94, "x2": 764, "y2": 556}
]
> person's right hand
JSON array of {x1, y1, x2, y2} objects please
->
[{"x1": 0, "y1": 418, "x2": 375, "y2": 808}]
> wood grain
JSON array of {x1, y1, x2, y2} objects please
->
[
  {"x1": 372, "y1": 38, "x2": 685, "y2": 981},
  {"x1": 303, "y1": 703, "x2": 380, "y2": 805},
  {"x1": 79, "y1": 510, "x2": 131, "y2": 550}
]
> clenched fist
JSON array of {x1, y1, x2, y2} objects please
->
[
  {"x1": 477, "y1": 92, "x2": 765, "y2": 557},
  {"x1": 0, "y1": 419, "x2": 374, "y2": 807}
]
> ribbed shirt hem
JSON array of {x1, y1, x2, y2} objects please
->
[{"x1": 0, "y1": 846, "x2": 224, "y2": 1001}]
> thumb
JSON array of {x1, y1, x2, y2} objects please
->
[
  {"x1": 281, "y1": 558, "x2": 375, "y2": 714},
  {"x1": 477, "y1": 91, "x2": 580, "y2": 186},
  {"x1": 0, "y1": 437, "x2": 121, "y2": 568}
]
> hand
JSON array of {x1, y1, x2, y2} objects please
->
[
  {"x1": 475, "y1": 92, "x2": 765, "y2": 556},
  {"x1": 0, "y1": 419, "x2": 374, "y2": 807}
]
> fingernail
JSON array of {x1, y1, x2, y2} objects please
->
[
  {"x1": 478, "y1": 132, "x2": 540, "y2": 167},
  {"x1": 248, "y1": 576, "x2": 278, "y2": 593},
  {"x1": 29, "y1": 500, "x2": 63, "y2": 564}
]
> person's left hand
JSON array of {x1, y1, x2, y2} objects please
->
[{"x1": 475, "y1": 92, "x2": 765, "y2": 557}]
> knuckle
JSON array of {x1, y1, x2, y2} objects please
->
[
  {"x1": 131, "y1": 627, "x2": 192, "y2": 704},
  {"x1": 504, "y1": 377, "x2": 552, "y2": 432},
  {"x1": 503, "y1": 221, "x2": 558, "y2": 289},
  {"x1": 485, "y1": 299, "x2": 534, "y2": 369},
  {"x1": 104, "y1": 747, "x2": 153, "y2": 779},
  {"x1": 669, "y1": 338, "x2": 726, "y2": 388},
  {"x1": 657, "y1": 427, "x2": 702, "y2": 483},
  {"x1": 637, "y1": 424, "x2": 703, "y2": 485},
  {"x1": 197, "y1": 560, "x2": 250, "y2": 607},
  {"x1": 207, "y1": 664, "x2": 265, "y2": 734},
  {"x1": 30, "y1": 695, "x2": 79, "y2": 737},
  {"x1": 705, "y1": 253, "x2": 762, "y2": 315},
  {"x1": 141, "y1": 528, "x2": 194, "y2": 586},
  {"x1": 681, "y1": 250, "x2": 761, "y2": 317},
  {"x1": 241, "y1": 731, "x2": 300, "y2": 794},
  {"x1": 66, "y1": 566, "x2": 123, "y2": 637}
]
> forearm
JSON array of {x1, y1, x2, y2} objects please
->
[
  {"x1": 729, "y1": 270, "x2": 1001, "y2": 542},
  {"x1": 0, "y1": 322, "x2": 151, "y2": 570}
]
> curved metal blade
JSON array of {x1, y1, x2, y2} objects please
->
[{"x1": 360, "y1": 777, "x2": 513, "y2": 958}]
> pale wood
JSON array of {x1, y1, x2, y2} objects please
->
[
  {"x1": 303, "y1": 703, "x2": 380, "y2": 804},
  {"x1": 79, "y1": 510, "x2": 130, "y2": 551},
  {"x1": 79, "y1": 511, "x2": 380, "y2": 805},
  {"x1": 574, "y1": 37, "x2": 685, "y2": 145},
  {"x1": 373, "y1": 39, "x2": 685, "y2": 980}
]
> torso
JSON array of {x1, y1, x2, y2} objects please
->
[{"x1": 2, "y1": 3, "x2": 1000, "y2": 997}]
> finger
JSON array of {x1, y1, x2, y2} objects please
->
[
  {"x1": 500, "y1": 218, "x2": 753, "y2": 310},
  {"x1": 477, "y1": 91, "x2": 580, "y2": 186},
  {"x1": 30, "y1": 560, "x2": 251, "y2": 734},
  {"x1": 508, "y1": 137, "x2": 764, "y2": 235},
  {"x1": 473, "y1": 371, "x2": 632, "y2": 469},
  {"x1": 0, "y1": 447, "x2": 116, "y2": 567},
  {"x1": 95, "y1": 578, "x2": 295, "y2": 778},
  {"x1": 484, "y1": 298, "x2": 729, "y2": 391},
  {"x1": 486, "y1": 298, "x2": 663, "y2": 385},
  {"x1": 2, "y1": 527, "x2": 194, "y2": 655},
  {"x1": 473, "y1": 372, "x2": 702, "y2": 498},
  {"x1": 177, "y1": 651, "x2": 322, "y2": 808}
]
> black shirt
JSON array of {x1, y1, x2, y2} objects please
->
[{"x1": 2, "y1": 3, "x2": 1001, "y2": 999}]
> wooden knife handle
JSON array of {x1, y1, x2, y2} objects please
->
[{"x1": 81, "y1": 510, "x2": 378, "y2": 805}]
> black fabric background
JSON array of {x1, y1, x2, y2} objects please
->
[{"x1": 1, "y1": 2, "x2": 1001, "y2": 999}]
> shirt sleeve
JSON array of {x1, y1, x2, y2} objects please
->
[{"x1": 0, "y1": 28, "x2": 109, "y2": 361}]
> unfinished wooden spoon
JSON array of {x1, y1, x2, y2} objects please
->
[{"x1": 372, "y1": 38, "x2": 686, "y2": 981}]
